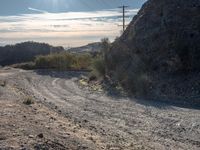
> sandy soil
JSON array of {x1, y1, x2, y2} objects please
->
[{"x1": 0, "y1": 68, "x2": 200, "y2": 150}]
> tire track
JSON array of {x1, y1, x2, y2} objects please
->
[{"x1": 13, "y1": 70, "x2": 200, "y2": 150}]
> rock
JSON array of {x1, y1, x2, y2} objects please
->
[
  {"x1": 50, "y1": 116, "x2": 56, "y2": 121},
  {"x1": 88, "y1": 137, "x2": 96, "y2": 143},
  {"x1": 109, "y1": 0, "x2": 200, "y2": 74},
  {"x1": 106, "y1": 0, "x2": 200, "y2": 98},
  {"x1": 45, "y1": 126, "x2": 50, "y2": 129},
  {"x1": 83, "y1": 119, "x2": 89, "y2": 123},
  {"x1": 29, "y1": 135, "x2": 34, "y2": 138},
  {"x1": 37, "y1": 133, "x2": 44, "y2": 138}
]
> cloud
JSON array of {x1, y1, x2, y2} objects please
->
[
  {"x1": 49, "y1": 25, "x2": 69, "y2": 28},
  {"x1": 0, "y1": 9, "x2": 139, "y2": 47},
  {"x1": 28, "y1": 7, "x2": 48, "y2": 13}
]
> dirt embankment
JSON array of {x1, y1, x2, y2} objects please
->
[{"x1": 0, "y1": 68, "x2": 200, "y2": 150}]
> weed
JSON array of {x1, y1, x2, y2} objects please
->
[
  {"x1": 23, "y1": 96, "x2": 34, "y2": 105},
  {"x1": 91, "y1": 57, "x2": 106, "y2": 78},
  {"x1": 0, "y1": 80, "x2": 6, "y2": 87}
]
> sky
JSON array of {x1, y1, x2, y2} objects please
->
[{"x1": 0, "y1": 0, "x2": 146, "y2": 47}]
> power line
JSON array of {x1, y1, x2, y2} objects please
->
[{"x1": 118, "y1": 5, "x2": 129, "y2": 32}]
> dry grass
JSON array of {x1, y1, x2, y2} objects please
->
[
  {"x1": 23, "y1": 96, "x2": 34, "y2": 105},
  {"x1": 35, "y1": 52, "x2": 92, "y2": 70},
  {"x1": 0, "y1": 80, "x2": 6, "y2": 87}
]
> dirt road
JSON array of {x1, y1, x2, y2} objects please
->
[{"x1": 0, "y1": 68, "x2": 200, "y2": 150}]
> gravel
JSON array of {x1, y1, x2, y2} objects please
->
[{"x1": 0, "y1": 68, "x2": 200, "y2": 149}]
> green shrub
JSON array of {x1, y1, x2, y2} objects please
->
[
  {"x1": 35, "y1": 55, "x2": 49, "y2": 69},
  {"x1": 35, "y1": 52, "x2": 92, "y2": 70},
  {"x1": 91, "y1": 57, "x2": 106, "y2": 78},
  {"x1": 89, "y1": 38, "x2": 111, "y2": 79},
  {"x1": 72, "y1": 54, "x2": 92, "y2": 70}
]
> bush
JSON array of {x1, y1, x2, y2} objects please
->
[
  {"x1": 0, "y1": 80, "x2": 6, "y2": 87},
  {"x1": 73, "y1": 54, "x2": 92, "y2": 70},
  {"x1": 89, "y1": 38, "x2": 111, "y2": 79},
  {"x1": 35, "y1": 52, "x2": 92, "y2": 70},
  {"x1": 91, "y1": 57, "x2": 106, "y2": 78},
  {"x1": 11, "y1": 62, "x2": 36, "y2": 70},
  {"x1": 23, "y1": 96, "x2": 34, "y2": 105}
]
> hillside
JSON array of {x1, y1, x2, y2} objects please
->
[
  {"x1": 106, "y1": 0, "x2": 200, "y2": 102},
  {"x1": 1, "y1": 0, "x2": 200, "y2": 149},
  {"x1": 68, "y1": 42, "x2": 102, "y2": 54},
  {"x1": 0, "y1": 42, "x2": 64, "y2": 66}
]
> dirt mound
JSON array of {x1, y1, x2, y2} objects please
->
[{"x1": 106, "y1": 0, "x2": 200, "y2": 101}]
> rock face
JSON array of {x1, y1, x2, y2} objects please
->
[{"x1": 106, "y1": 0, "x2": 200, "y2": 100}]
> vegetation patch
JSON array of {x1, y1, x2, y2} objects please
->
[
  {"x1": 79, "y1": 79, "x2": 88, "y2": 86},
  {"x1": 0, "y1": 80, "x2": 6, "y2": 87},
  {"x1": 89, "y1": 38, "x2": 110, "y2": 79},
  {"x1": 91, "y1": 57, "x2": 106, "y2": 78},
  {"x1": 23, "y1": 96, "x2": 34, "y2": 105},
  {"x1": 11, "y1": 62, "x2": 36, "y2": 70},
  {"x1": 35, "y1": 52, "x2": 92, "y2": 71}
]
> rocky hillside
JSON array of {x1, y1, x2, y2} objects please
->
[{"x1": 106, "y1": 0, "x2": 200, "y2": 102}]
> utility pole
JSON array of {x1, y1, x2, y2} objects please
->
[{"x1": 118, "y1": 5, "x2": 129, "y2": 32}]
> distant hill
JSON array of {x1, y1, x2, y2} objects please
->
[
  {"x1": 67, "y1": 42, "x2": 102, "y2": 54},
  {"x1": 0, "y1": 41, "x2": 64, "y2": 66}
]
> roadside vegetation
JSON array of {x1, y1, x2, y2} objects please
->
[
  {"x1": 0, "y1": 80, "x2": 6, "y2": 87},
  {"x1": 12, "y1": 52, "x2": 92, "y2": 71},
  {"x1": 35, "y1": 52, "x2": 92, "y2": 70},
  {"x1": 23, "y1": 96, "x2": 34, "y2": 105},
  {"x1": 10, "y1": 38, "x2": 151, "y2": 96},
  {"x1": 90, "y1": 38, "x2": 110, "y2": 78},
  {"x1": 12, "y1": 39, "x2": 110, "y2": 76}
]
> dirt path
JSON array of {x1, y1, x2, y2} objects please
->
[{"x1": 0, "y1": 68, "x2": 200, "y2": 150}]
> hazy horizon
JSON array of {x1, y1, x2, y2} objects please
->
[{"x1": 0, "y1": 0, "x2": 146, "y2": 47}]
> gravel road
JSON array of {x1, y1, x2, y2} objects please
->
[{"x1": 0, "y1": 68, "x2": 200, "y2": 150}]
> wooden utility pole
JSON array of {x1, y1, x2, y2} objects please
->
[{"x1": 118, "y1": 5, "x2": 129, "y2": 32}]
